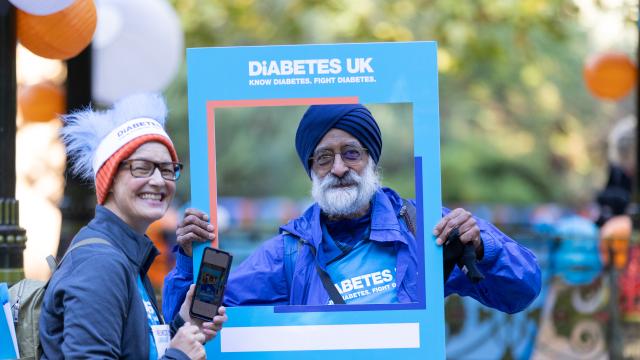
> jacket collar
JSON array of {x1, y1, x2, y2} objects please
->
[
  {"x1": 281, "y1": 187, "x2": 408, "y2": 250},
  {"x1": 89, "y1": 205, "x2": 159, "y2": 274}
]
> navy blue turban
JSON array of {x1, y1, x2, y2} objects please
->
[{"x1": 295, "y1": 104, "x2": 382, "y2": 176}]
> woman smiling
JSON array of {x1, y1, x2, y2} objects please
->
[{"x1": 39, "y1": 94, "x2": 225, "y2": 360}]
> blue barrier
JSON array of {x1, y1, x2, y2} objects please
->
[{"x1": 552, "y1": 216, "x2": 602, "y2": 286}]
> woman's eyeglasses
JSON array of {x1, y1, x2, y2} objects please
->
[{"x1": 120, "y1": 159, "x2": 183, "y2": 181}]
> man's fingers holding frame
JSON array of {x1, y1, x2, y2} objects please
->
[{"x1": 177, "y1": 209, "x2": 216, "y2": 256}]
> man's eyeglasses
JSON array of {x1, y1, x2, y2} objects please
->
[
  {"x1": 310, "y1": 146, "x2": 368, "y2": 170},
  {"x1": 120, "y1": 159, "x2": 183, "y2": 181}
]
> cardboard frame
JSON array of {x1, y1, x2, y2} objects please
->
[{"x1": 186, "y1": 41, "x2": 444, "y2": 358}]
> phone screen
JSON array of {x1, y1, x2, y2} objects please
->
[{"x1": 191, "y1": 248, "x2": 232, "y2": 321}]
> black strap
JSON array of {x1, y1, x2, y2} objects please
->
[
  {"x1": 306, "y1": 242, "x2": 346, "y2": 304},
  {"x1": 442, "y1": 228, "x2": 462, "y2": 282},
  {"x1": 47, "y1": 237, "x2": 112, "y2": 273},
  {"x1": 400, "y1": 199, "x2": 417, "y2": 235}
]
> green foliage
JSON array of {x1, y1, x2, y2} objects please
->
[
  {"x1": 165, "y1": 0, "x2": 633, "y2": 204},
  {"x1": 212, "y1": 104, "x2": 413, "y2": 199}
]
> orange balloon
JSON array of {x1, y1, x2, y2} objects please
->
[
  {"x1": 18, "y1": 82, "x2": 66, "y2": 123},
  {"x1": 146, "y1": 208, "x2": 179, "y2": 289},
  {"x1": 17, "y1": 0, "x2": 96, "y2": 60},
  {"x1": 599, "y1": 215, "x2": 632, "y2": 269},
  {"x1": 584, "y1": 52, "x2": 637, "y2": 101}
]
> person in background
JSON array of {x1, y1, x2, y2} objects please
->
[
  {"x1": 596, "y1": 115, "x2": 636, "y2": 226},
  {"x1": 40, "y1": 94, "x2": 227, "y2": 360},
  {"x1": 163, "y1": 104, "x2": 541, "y2": 319}
]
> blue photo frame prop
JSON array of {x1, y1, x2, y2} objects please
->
[{"x1": 186, "y1": 42, "x2": 443, "y2": 359}]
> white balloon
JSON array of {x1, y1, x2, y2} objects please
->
[
  {"x1": 92, "y1": 0, "x2": 184, "y2": 104},
  {"x1": 9, "y1": 0, "x2": 75, "y2": 15}
]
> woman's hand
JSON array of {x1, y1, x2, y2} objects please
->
[
  {"x1": 179, "y1": 284, "x2": 229, "y2": 343},
  {"x1": 170, "y1": 322, "x2": 206, "y2": 360},
  {"x1": 176, "y1": 208, "x2": 215, "y2": 257}
]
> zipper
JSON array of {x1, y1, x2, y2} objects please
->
[{"x1": 11, "y1": 281, "x2": 25, "y2": 325}]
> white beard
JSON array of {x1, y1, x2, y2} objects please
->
[{"x1": 311, "y1": 160, "x2": 381, "y2": 218}]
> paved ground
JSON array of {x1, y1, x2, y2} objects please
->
[{"x1": 623, "y1": 322, "x2": 640, "y2": 360}]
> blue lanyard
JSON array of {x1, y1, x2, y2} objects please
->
[{"x1": 136, "y1": 275, "x2": 160, "y2": 360}]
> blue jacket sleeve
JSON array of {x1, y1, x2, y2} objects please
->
[
  {"x1": 162, "y1": 247, "x2": 193, "y2": 323},
  {"x1": 224, "y1": 235, "x2": 290, "y2": 306},
  {"x1": 162, "y1": 348, "x2": 190, "y2": 360},
  {"x1": 444, "y1": 214, "x2": 541, "y2": 314}
]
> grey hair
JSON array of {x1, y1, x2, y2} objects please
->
[
  {"x1": 608, "y1": 115, "x2": 636, "y2": 167},
  {"x1": 60, "y1": 93, "x2": 169, "y2": 182}
]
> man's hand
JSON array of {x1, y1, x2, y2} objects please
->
[
  {"x1": 178, "y1": 284, "x2": 228, "y2": 343},
  {"x1": 177, "y1": 208, "x2": 215, "y2": 257},
  {"x1": 433, "y1": 208, "x2": 483, "y2": 258}
]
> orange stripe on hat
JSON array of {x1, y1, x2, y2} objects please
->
[{"x1": 95, "y1": 135, "x2": 178, "y2": 204}]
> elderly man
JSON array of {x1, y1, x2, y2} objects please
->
[{"x1": 163, "y1": 104, "x2": 541, "y2": 320}]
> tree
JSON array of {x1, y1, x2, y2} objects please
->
[{"x1": 165, "y1": 0, "x2": 635, "y2": 205}]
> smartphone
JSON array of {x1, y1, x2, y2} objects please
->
[{"x1": 190, "y1": 247, "x2": 233, "y2": 321}]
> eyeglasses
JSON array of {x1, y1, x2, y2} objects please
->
[
  {"x1": 310, "y1": 145, "x2": 368, "y2": 170},
  {"x1": 120, "y1": 159, "x2": 183, "y2": 181}
]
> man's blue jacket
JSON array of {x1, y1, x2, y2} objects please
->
[{"x1": 163, "y1": 188, "x2": 541, "y2": 320}]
